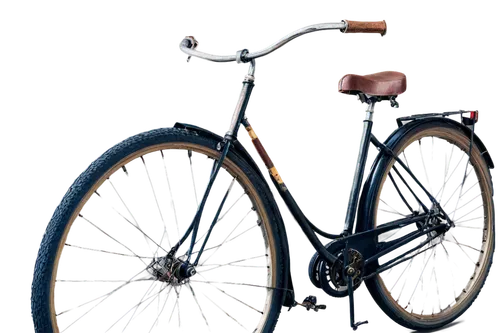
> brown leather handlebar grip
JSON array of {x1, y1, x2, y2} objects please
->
[{"x1": 342, "y1": 20, "x2": 387, "y2": 36}]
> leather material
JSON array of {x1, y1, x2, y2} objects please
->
[{"x1": 338, "y1": 71, "x2": 406, "y2": 96}]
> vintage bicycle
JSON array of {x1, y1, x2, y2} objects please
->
[{"x1": 32, "y1": 20, "x2": 494, "y2": 332}]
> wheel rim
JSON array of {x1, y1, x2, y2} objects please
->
[
  {"x1": 374, "y1": 128, "x2": 493, "y2": 320},
  {"x1": 50, "y1": 143, "x2": 277, "y2": 332}
]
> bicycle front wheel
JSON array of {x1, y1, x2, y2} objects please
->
[
  {"x1": 31, "y1": 127, "x2": 287, "y2": 333},
  {"x1": 363, "y1": 120, "x2": 495, "y2": 330}
]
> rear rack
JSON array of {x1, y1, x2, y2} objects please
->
[{"x1": 396, "y1": 110, "x2": 478, "y2": 128}]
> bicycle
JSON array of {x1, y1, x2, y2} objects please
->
[{"x1": 31, "y1": 20, "x2": 495, "y2": 332}]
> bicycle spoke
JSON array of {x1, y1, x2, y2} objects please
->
[
  {"x1": 185, "y1": 151, "x2": 203, "y2": 211},
  {"x1": 447, "y1": 179, "x2": 481, "y2": 209},
  {"x1": 453, "y1": 181, "x2": 481, "y2": 207},
  {"x1": 143, "y1": 159, "x2": 167, "y2": 255},
  {"x1": 216, "y1": 286, "x2": 262, "y2": 314},
  {"x1": 219, "y1": 204, "x2": 251, "y2": 243},
  {"x1": 57, "y1": 268, "x2": 150, "y2": 317},
  {"x1": 160, "y1": 160, "x2": 180, "y2": 248},
  {"x1": 146, "y1": 300, "x2": 167, "y2": 333},
  {"x1": 146, "y1": 286, "x2": 178, "y2": 333},
  {"x1": 56, "y1": 275, "x2": 156, "y2": 286},
  {"x1": 58, "y1": 268, "x2": 154, "y2": 331},
  {"x1": 419, "y1": 139, "x2": 433, "y2": 195},
  {"x1": 206, "y1": 191, "x2": 249, "y2": 233},
  {"x1": 163, "y1": 287, "x2": 179, "y2": 321},
  {"x1": 455, "y1": 198, "x2": 482, "y2": 218},
  {"x1": 124, "y1": 284, "x2": 161, "y2": 331},
  {"x1": 110, "y1": 204, "x2": 167, "y2": 253},
  {"x1": 204, "y1": 223, "x2": 261, "y2": 256},
  {"x1": 144, "y1": 159, "x2": 166, "y2": 222},
  {"x1": 391, "y1": 257, "x2": 416, "y2": 297},
  {"x1": 117, "y1": 294, "x2": 158, "y2": 333},
  {"x1": 187, "y1": 278, "x2": 274, "y2": 290},
  {"x1": 186, "y1": 283, "x2": 212, "y2": 332},
  {"x1": 214, "y1": 208, "x2": 255, "y2": 244},
  {"x1": 161, "y1": 150, "x2": 181, "y2": 243},
  {"x1": 174, "y1": 286, "x2": 183, "y2": 328},
  {"x1": 195, "y1": 253, "x2": 266, "y2": 274},
  {"x1": 434, "y1": 155, "x2": 472, "y2": 200},
  {"x1": 434, "y1": 148, "x2": 460, "y2": 201},
  {"x1": 455, "y1": 215, "x2": 485, "y2": 227},
  {"x1": 378, "y1": 208, "x2": 408, "y2": 217},
  {"x1": 104, "y1": 284, "x2": 160, "y2": 332},
  {"x1": 446, "y1": 237, "x2": 483, "y2": 257},
  {"x1": 452, "y1": 167, "x2": 472, "y2": 219},
  {"x1": 58, "y1": 256, "x2": 160, "y2": 316},
  {"x1": 406, "y1": 243, "x2": 440, "y2": 304},
  {"x1": 108, "y1": 180, "x2": 152, "y2": 245},
  {"x1": 439, "y1": 149, "x2": 450, "y2": 191},
  {"x1": 203, "y1": 292, "x2": 247, "y2": 331},
  {"x1": 65, "y1": 242, "x2": 153, "y2": 262},
  {"x1": 80, "y1": 216, "x2": 148, "y2": 265},
  {"x1": 454, "y1": 205, "x2": 484, "y2": 223}
]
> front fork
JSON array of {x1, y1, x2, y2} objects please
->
[{"x1": 168, "y1": 61, "x2": 256, "y2": 276}]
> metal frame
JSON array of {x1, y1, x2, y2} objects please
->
[
  {"x1": 174, "y1": 22, "x2": 483, "y2": 329},
  {"x1": 170, "y1": 57, "x2": 452, "y2": 326},
  {"x1": 170, "y1": 18, "x2": 464, "y2": 277}
]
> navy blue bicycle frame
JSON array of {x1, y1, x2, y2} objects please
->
[{"x1": 173, "y1": 61, "x2": 458, "y2": 278}]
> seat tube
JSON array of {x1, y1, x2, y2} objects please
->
[{"x1": 343, "y1": 102, "x2": 375, "y2": 235}]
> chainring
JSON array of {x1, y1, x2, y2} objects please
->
[
  {"x1": 306, "y1": 239, "x2": 361, "y2": 298},
  {"x1": 308, "y1": 252, "x2": 322, "y2": 288}
]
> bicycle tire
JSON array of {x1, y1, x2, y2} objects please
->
[
  {"x1": 365, "y1": 120, "x2": 496, "y2": 330},
  {"x1": 31, "y1": 127, "x2": 288, "y2": 333}
]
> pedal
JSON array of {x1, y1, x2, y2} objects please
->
[{"x1": 291, "y1": 295, "x2": 327, "y2": 312}]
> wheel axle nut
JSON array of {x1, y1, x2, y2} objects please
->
[{"x1": 186, "y1": 266, "x2": 196, "y2": 277}]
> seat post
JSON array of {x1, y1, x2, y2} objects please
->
[{"x1": 358, "y1": 95, "x2": 377, "y2": 122}]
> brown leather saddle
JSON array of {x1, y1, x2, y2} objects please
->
[{"x1": 338, "y1": 71, "x2": 406, "y2": 97}]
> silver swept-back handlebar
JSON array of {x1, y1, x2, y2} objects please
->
[
  {"x1": 179, "y1": 20, "x2": 387, "y2": 64},
  {"x1": 179, "y1": 22, "x2": 346, "y2": 63}
]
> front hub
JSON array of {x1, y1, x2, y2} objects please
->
[{"x1": 147, "y1": 254, "x2": 196, "y2": 284}]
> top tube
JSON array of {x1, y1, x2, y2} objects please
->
[{"x1": 179, "y1": 22, "x2": 346, "y2": 63}]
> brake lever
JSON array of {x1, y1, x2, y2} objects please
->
[{"x1": 184, "y1": 36, "x2": 199, "y2": 62}]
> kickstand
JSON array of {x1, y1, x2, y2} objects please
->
[{"x1": 345, "y1": 242, "x2": 368, "y2": 331}]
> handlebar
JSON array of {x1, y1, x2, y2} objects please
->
[{"x1": 180, "y1": 20, "x2": 386, "y2": 63}]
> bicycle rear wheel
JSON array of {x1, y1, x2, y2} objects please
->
[
  {"x1": 31, "y1": 127, "x2": 287, "y2": 333},
  {"x1": 363, "y1": 120, "x2": 494, "y2": 330}
]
